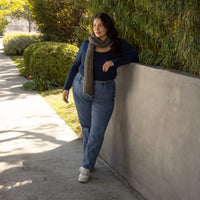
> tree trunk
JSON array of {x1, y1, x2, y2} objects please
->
[{"x1": 28, "y1": 19, "x2": 31, "y2": 32}]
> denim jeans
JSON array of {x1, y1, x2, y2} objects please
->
[{"x1": 72, "y1": 72, "x2": 115, "y2": 170}]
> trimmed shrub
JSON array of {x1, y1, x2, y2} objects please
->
[
  {"x1": 23, "y1": 41, "x2": 55, "y2": 77},
  {"x1": 3, "y1": 32, "x2": 42, "y2": 55},
  {"x1": 28, "y1": 43, "x2": 78, "y2": 90}
]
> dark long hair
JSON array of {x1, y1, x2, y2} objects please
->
[{"x1": 93, "y1": 13, "x2": 122, "y2": 55}]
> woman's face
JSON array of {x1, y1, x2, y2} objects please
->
[{"x1": 93, "y1": 18, "x2": 108, "y2": 41}]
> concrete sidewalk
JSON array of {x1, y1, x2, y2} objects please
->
[{"x1": 0, "y1": 37, "x2": 143, "y2": 200}]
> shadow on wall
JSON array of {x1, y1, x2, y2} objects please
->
[{"x1": 102, "y1": 64, "x2": 137, "y2": 178}]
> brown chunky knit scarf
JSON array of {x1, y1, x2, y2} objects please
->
[{"x1": 83, "y1": 33, "x2": 112, "y2": 96}]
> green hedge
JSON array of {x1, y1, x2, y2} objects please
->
[
  {"x1": 23, "y1": 42, "x2": 55, "y2": 78},
  {"x1": 24, "y1": 42, "x2": 78, "y2": 91},
  {"x1": 77, "y1": 0, "x2": 200, "y2": 76},
  {"x1": 3, "y1": 33, "x2": 42, "y2": 55}
]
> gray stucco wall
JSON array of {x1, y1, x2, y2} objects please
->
[{"x1": 100, "y1": 63, "x2": 200, "y2": 200}]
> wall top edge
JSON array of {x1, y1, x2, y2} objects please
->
[{"x1": 130, "y1": 62, "x2": 200, "y2": 81}]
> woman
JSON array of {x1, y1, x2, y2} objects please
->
[{"x1": 63, "y1": 13, "x2": 139, "y2": 183}]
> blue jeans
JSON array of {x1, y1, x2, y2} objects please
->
[{"x1": 73, "y1": 72, "x2": 115, "y2": 170}]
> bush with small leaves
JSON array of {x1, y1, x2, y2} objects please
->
[
  {"x1": 28, "y1": 42, "x2": 78, "y2": 90},
  {"x1": 3, "y1": 32, "x2": 42, "y2": 55},
  {"x1": 23, "y1": 41, "x2": 55, "y2": 78}
]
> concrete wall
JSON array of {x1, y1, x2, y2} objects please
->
[{"x1": 100, "y1": 63, "x2": 200, "y2": 200}]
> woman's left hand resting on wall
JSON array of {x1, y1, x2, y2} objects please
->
[{"x1": 102, "y1": 61, "x2": 114, "y2": 72}]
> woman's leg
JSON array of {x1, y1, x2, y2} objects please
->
[
  {"x1": 72, "y1": 73, "x2": 92, "y2": 155},
  {"x1": 82, "y1": 81, "x2": 115, "y2": 170}
]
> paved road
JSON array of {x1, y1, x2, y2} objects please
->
[{"x1": 0, "y1": 36, "x2": 143, "y2": 200}]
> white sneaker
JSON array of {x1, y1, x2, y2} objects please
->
[
  {"x1": 79, "y1": 166, "x2": 84, "y2": 172},
  {"x1": 78, "y1": 167, "x2": 90, "y2": 183},
  {"x1": 79, "y1": 166, "x2": 94, "y2": 172}
]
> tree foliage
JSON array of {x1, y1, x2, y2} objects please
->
[
  {"x1": 28, "y1": 0, "x2": 85, "y2": 43},
  {"x1": 76, "y1": 0, "x2": 200, "y2": 76},
  {"x1": 0, "y1": 0, "x2": 25, "y2": 16},
  {"x1": 10, "y1": 1, "x2": 34, "y2": 32},
  {"x1": 0, "y1": 17, "x2": 8, "y2": 35},
  {"x1": 0, "y1": 0, "x2": 27, "y2": 34}
]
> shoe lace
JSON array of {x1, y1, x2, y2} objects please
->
[{"x1": 81, "y1": 168, "x2": 90, "y2": 175}]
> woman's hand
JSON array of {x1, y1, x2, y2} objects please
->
[
  {"x1": 102, "y1": 61, "x2": 114, "y2": 72},
  {"x1": 63, "y1": 90, "x2": 69, "y2": 103}
]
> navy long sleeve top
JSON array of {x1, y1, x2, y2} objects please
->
[{"x1": 63, "y1": 39, "x2": 139, "y2": 90}]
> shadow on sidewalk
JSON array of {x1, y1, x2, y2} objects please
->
[
  {"x1": 0, "y1": 54, "x2": 33, "y2": 101},
  {"x1": 0, "y1": 129, "x2": 131, "y2": 200}
]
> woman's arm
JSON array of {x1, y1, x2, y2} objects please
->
[
  {"x1": 112, "y1": 39, "x2": 139, "y2": 68},
  {"x1": 63, "y1": 40, "x2": 88, "y2": 90}
]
